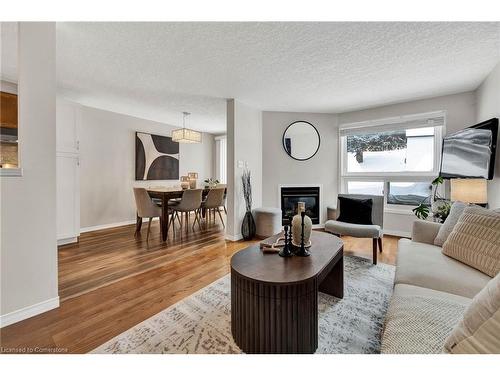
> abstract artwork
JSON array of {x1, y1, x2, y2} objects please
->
[{"x1": 135, "y1": 132, "x2": 179, "y2": 180}]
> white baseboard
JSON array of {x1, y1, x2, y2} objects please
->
[
  {"x1": 57, "y1": 236, "x2": 78, "y2": 246},
  {"x1": 225, "y1": 233, "x2": 243, "y2": 241},
  {"x1": 80, "y1": 218, "x2": 160, "y2": 234},
  {"x1": 80, "y1": 220, "x2": 136, "y2": 233},
  {"x1": 0, "y1": 296, "x2": 60, "y2": 328},
  {"x1": 383, "y1": 229, "x2": 411, "y2": 238}
]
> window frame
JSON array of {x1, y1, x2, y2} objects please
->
[{"x1": 339, "y1": 112, "x2": 446, "y2": 211}]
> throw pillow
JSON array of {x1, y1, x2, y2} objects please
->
[
  {"x1": 444, "y1": 272, "x2": 500, "y2": 353},
  {"x1": 442, "y1": 206, "x2": 500, "y2": 277},
  {"x1": 434, "y1": 201, "x2": 468, "y2": 246},
  {"x1": 337, "y1": 197, "x2": 373, "y2": 225}
]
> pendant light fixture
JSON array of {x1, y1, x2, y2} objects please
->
[{"x1": 172, "y1": 111, "x2": 202, "y2": 143}]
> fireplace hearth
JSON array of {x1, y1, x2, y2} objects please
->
[{"x1": 280, "y1": 186, "x2": 320, "y2": 225}]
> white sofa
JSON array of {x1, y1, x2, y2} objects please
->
[{"x1": 381, "y1": 219, "x2": 493, "y2": 354}]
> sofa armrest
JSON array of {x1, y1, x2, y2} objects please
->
[{"x1": 411, "y1": 220, "x2": 442, "y2": 245}]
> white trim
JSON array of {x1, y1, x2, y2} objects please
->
[
  {"x1": 80, "y1": 217, "x2": 162, "y2": 233},
  {"x1": 225, "y1": 233, "x2": 243, "y2": 241},
  {"x1": 215, "y1": 134, "x2": 227, "y2": 140},
  {"x1": 57, "y1": 237, "x2": 78, "y2": 246},
  {"x1": 0, "y1": 297, "x2": 59, "y2": 328},
  {"x1": 80, "y1": 219, "x2": 136, "y2": 233},
  {"x1": 339, "y1": 110, "x2": 447, "y2": 132},
  {"x1": 0, "y1": 168, "x2": 23, "y2": 177},
  {"x1": 383, "y1": 229, "x2": 411, "y2": 238}
]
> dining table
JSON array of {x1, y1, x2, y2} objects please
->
[{"x1": 141, "y1": 187, "x2": 225, "y2": 242}]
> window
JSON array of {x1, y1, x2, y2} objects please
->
[
  {"x1": 340, "y1": 111, "x2": 445, "y2": 209},
  {"x1": 387, "y1": 181, "x2": 432, "y2": 206},
  {"x1": 346, "y1": 127, "x2": 435, "y2": 173},
  {"x1": 347, "y1": 181, "x2": 384, "y2": 196},
  {"x1": 215, "y1": 135, "x2": 227, "y2": 184}
]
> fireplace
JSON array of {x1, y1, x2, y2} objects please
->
[{"x1": 280, "y1": 186, "x2": 320, "y2": 225}]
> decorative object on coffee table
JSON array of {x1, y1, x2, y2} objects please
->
[
  {"x1": 279, "y1": 225, "x2": 293, "y2": 257},
  {"x1": 291, "y1": 202, "x2": 312, "y2": 248},
  {"x1": 241, "y1": 170, "x2": 256, "y2": 240},
  {"x1": 231, "y1": 230, "x2": 344, "y2": 353},
  {"x1": 295, "y1": 211, "x2": 311, "y2": 257}
]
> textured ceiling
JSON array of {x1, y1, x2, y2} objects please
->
[
  {"x1": 0, "y1": 22, "x2": 18, "y2": 82},
  {"x1": 9, "y1": 22, "x2": 500, "y2": 134}
]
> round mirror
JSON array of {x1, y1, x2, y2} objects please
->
[{"x1": 282, "y1": 121, "x2": 320, "y2": 161}]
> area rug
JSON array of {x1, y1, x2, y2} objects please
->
[{"x1": 92, "y1": 255, "x2": 395, "y2": 354}]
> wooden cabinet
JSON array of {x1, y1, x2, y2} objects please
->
[
  {"x1": 56, "y1": 99, "x2": 80, "y2": 245},
  {"x1": 0, "y1": 91, "x2": 18, "y2": 129}
]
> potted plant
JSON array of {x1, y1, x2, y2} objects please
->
[
  {"x1": 204, "y1": 178, "x2": 220, "y2": 188},
  {"x1": 241, "y1": 170, "x2": 256, "y2": 240},
  {"x1": 412, "y1": 176, "x2": 451, "y2": 223}
]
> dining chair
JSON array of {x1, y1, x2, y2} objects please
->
[
  {"x1": 201, "y1": 188, "x2": 226, "y2": 227},
  {"x1": 133, "y1": 187, "x2": 163, "y2": 242},
  {"x1": 168, "y1": 189, "x2": 203, "y2": 234},
  {"x1": 215, "y1": 183, "x2": 227, "y2": 214}
]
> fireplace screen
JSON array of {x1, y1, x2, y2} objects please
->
[{"x1": 280, "y1": 186, "x2": 320, "y2": 225}]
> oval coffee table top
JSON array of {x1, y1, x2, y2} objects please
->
[{"x1": 231, "y1": 231, "x2": 343, "y2": 284}]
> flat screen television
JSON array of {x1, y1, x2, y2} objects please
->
[{"x1": 440, "y1": 118, "x2": 498, "y2": 180}]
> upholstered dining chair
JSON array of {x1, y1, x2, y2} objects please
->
[
  {"x1": 133, "y1": 187, "x2": 163, "y2": 242},
  {"x1": 168, "y1": 189, "x2": 203, "y2": 234},
  {"x1": 201, "y1": 188, "x2": 226, "y2": 227},
  {"x1": 324, "y1": 194, "x2": 384, "y2": 264},
  {"x1": 215, "y1": 183, "x2": 227, "y2": 214}
]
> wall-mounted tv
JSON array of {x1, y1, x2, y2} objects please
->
[{"x1": 440, "y1": 118, "x2": 498, "y2": 180}]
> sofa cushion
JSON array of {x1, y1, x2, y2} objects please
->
[
  {"x1": 325, "y1": 220, "x2": 381, "y2": 238},
  {"x1": 444, "y1": 272, "x2": 500, "y2": 353},
  {"x1": 442, "y1": 206, "x2": 500, "y2": 278},
  {"x1": 434, "y1": 201, "x2": 467, "y2": 246},
  {"x1": 381, "y1": 284, "x2": 470, "y2": 354},
  {"x1": 396, "y1": 238, "x2": 491, "y2": 298}
]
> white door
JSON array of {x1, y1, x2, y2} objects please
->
[
  {"x1": 57, "y1": 153, "x2": 80, "y2": 243},
  {"x1": 56, "y1": 99, "x2": 80, "y2": 153}
]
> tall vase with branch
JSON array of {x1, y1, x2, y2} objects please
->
[{"x1": 241, "y1": 170, "x2": 256, "y2": 240}]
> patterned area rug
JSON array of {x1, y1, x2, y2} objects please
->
[{"x1": 93, "y1": 255, "x2": 395, "y2": 354}]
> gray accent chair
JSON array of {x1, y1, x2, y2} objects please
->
[{"x1": 325, "y1": 194, "x2": 384, "y2": 264}]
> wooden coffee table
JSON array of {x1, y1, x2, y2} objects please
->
[{"x1": 230, "y1": 231, "x2": 343, "y2": 354}]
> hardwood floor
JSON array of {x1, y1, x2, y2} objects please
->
[{"x1": 0, "y1": 217, "x2": 401, "y2": 354}]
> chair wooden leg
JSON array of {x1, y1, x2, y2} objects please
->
[
  {"x1": 146, "y1": 217, "x2": 152, "y2": 242},
  {"x1": 223, "y1": 205, "x2": 227, "y2": 214},
  {"x1": 135, "y1": 214, "x2": 142, "y2": 237},
  {"x1": 197, "y1": 209, "x2": 203, "y2": 230},
  {"x1": 378, "y1": 237, "x2": 383, "y2": 253},
  {"x1": 217, "y1": 208, "x2": 225, "y2": 227},
  {"x1": 372, "y1": 238, "x2": 378, "y2": 265}
]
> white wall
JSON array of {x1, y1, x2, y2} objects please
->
[
  {"x1": 0, "y1": 23, "x2": 58, "y2": 326},
  {"x1": 262, "y1": 112, "x2": 339, "y2": 225},
  {"x1": 226, "y1": 99, "x2": 262, "y2": 240},
  {"x1": 338, "y1": 91, "x2": 477, "y2": 236},
  {"x1": 476, "y1": 61, "x2": 500, "y2": 209},
  {"x1": 72, "y1": 104, "x2": 216, "y2": 229}
]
